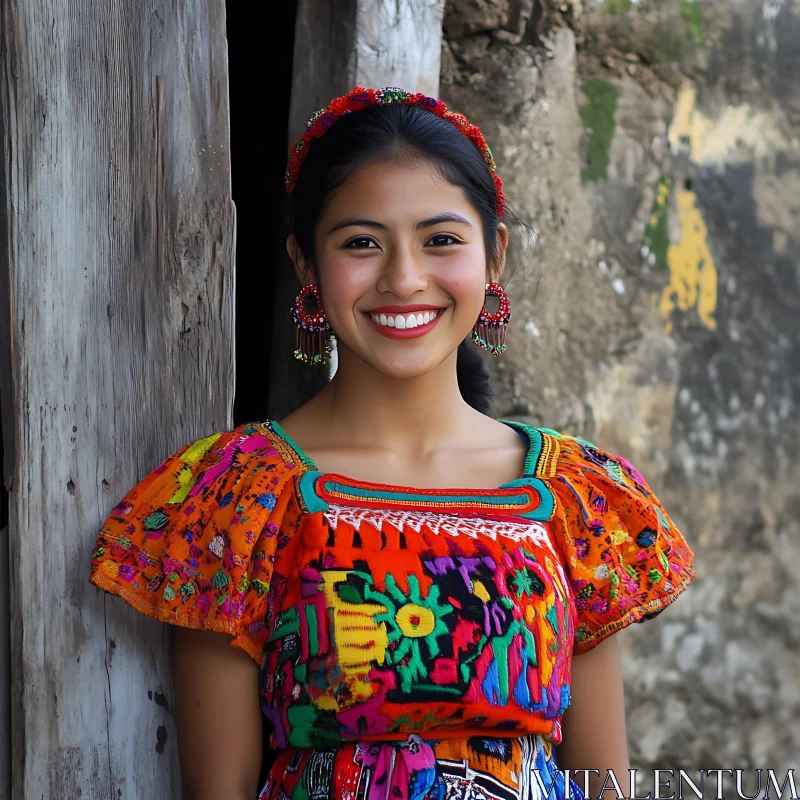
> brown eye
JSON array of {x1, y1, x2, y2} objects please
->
[
  {"x1": 345, "y1": 237, "x2": 378, "y2": 249},
  {"x1": 426, "y1": 234, "x2": 460, "y2": 247}
]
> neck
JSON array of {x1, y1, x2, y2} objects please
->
[{"x1": 312, "y1": 342, "x2": 477, "y2": 451}]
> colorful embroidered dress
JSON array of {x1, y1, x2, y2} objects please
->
[{"x1": 89, "y1": 419, "x2": 696, "y2": 800}]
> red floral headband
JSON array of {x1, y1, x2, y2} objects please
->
[{"x1": 284, "y1": 86, "x2": 505, "y2": 218}]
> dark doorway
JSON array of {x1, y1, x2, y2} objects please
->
[
  {"x1": 227, "y1": 0, "x2": 298, "y2": 428},
  {"x1": 225, "y1": 1, "x2": 297, "y2": 788}
]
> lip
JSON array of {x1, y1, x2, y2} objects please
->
[
  {"x1": 365, "y1": 309, "x2": 445, "y2": 340},
  {"x1": 367, "y1": 304, "x2": 445, "y2": 314}
]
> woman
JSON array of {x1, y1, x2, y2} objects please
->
[{"x1": 89, "y1": 87, "x2": 696, "y2": 800}]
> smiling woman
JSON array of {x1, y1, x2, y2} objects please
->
[
  {"x1": 283, "y1": 94, "x2": 510, "y2": 397},
  {"x1": 288, "y1": 155, "x2": 501, "y2": 382},
  {"x1": 88, "y1": 86, "x2": 697, "y2": 800}
]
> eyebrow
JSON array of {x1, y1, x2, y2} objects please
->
[
  {"x1": 328, "y1": 218, "x2": 389, "y2": 234},
  {"x1": 327, "y1": 212, "x2": 473, "y2": 235},
  {"x1": 415, "y1": 213, "x2": 473, "y2": 230}
]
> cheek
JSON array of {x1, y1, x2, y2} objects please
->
[
  {"x1": 318, "y1": 253, "x2": 374, "y2": 310},
  {"x1": 434, "y1": 249, "x2": 488, "y2": 314}
]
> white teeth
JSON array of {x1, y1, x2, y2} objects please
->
[{"x1": 370, "y1": 309, "x2": 441, "y2": 328}]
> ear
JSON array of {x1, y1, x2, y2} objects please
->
[
  {"x1": 488, "y1": 222, "x2": 510, "y2": 283},
  {"x1": 286, "y1": 233, "x2": 313, "y2": 286}
]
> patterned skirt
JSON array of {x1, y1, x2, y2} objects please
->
[{"x1": 258, "y1": 734, "x2": 586, "y2": 800}]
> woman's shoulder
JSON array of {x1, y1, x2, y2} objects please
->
[
  {"x1": 88, "y1": 419, "x2": 305, "y2": 663},
  {"x1": 511, "y1": 422, "x2": 654, "y2": 490},
  {"x1": 525, "y1": 424, "x2": 697, "y2": 654},
  {"x1": 524, "y1": 423, "x2": 680, "y2": 529},
  {"x1": 124, "y1": 419, "x2": 303, "y2": 506}
]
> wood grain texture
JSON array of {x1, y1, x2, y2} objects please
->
[
  {"x1": 0, "y1": 523, "x2": 8, "y2": 800},
  {"x1": 269, "y1": 0, "x2": 446, "y2": 420},
  {"x1": 0, "y1": 2, "x2": 234, "y2": 797},
  {"x1": 354, "y1": 0, "x2": 445, "y2": 99}
]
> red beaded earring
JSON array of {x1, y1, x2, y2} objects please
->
[
  {"x1": 291, "y1": 284, "x2": 332, "y2": 365},
  {"x1": 472, "y1": 282, "x2": 511, "y2": 356}
]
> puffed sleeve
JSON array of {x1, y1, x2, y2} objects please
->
[
  {"x1": 89, "y1": 421, "x2": 298, "y2": 664},
  {"x1": 542, "y1": 429, "x2": 696, "y2": 655}
]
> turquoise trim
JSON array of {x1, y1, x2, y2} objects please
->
[
  {"x1": 297, "y1": 471, "x2": 328, "y2": 514},
  {"x1": 269, "y1": 419, "x2": 318, "y2": 470},
  {"x1": 497, "y1": 419, "x2": 543, "y2": 476},
  {"x1": 324, "y1": 480, "x2": 532, "y2": 508},
  {"x1": 500, "y1": 479, "x2": 555, "y2": 521}
]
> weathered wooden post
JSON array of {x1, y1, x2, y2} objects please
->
[
  {"x1": 269, "y1": 0, "x2": 447, "y2": 419},
  {"x1": 0, "y1": 2, "x2": 234, "y2": 796}
]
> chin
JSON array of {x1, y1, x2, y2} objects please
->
[{"x1": 356, "y1": 349, "x2": 451, "y2": 379}]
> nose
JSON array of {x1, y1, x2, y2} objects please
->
[{"x1": 375, "y1": 241, "x2": 428, "y2": 299}]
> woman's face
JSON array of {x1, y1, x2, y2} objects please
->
[{"x1": 289, "y1": 159, "x2": 507, "y2": 379}]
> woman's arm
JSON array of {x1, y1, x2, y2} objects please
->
[
  {"x1": 555, "y1": 635, "x2": 631, "y2": 800},
  {"x1": 173, "y1": 628, "x2": 264, "y2": 800}
]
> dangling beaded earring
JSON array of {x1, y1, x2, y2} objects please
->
[
  {"x1": 291, "y1": 284, "x2": 332, "y2": 365},
  {"x1": 472, "y1": 282, "x2": 511, "y2": 356}
]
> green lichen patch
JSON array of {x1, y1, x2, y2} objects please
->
[
  {"x1": 643, "y1": 176, "x2": 672, "y2": 270},
  {"x1": 680, "y1": 1, "x2": 704, "y2": 44},
  {"x1": 607, "y1": 0, "x2": 632, "y2": 13},
  {"x1": 578, "y1": 79, "x2": 621, "y2": 184}
]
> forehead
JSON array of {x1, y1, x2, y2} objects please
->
[{"x1": 320, "y1": 159, "x2": 477, "y2": 223}]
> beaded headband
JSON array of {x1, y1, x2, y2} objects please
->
[{"x1": 284, "y1": 85, "x2": 505, "y2": 218}]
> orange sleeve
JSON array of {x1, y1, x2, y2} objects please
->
[
  {"x1": 89, "y1": 422, "x2": 297, "y2": 664},
  {"x1": 542, "y1": 430, "x2": 697, "y2": 655}
]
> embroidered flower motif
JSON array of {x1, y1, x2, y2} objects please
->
[
  {"x1": 510, "y1": 568, "x2": 545, "y2": 598},
  {"x1": 591, "y1": 596, "x2": 609, "y2": 614},
  {"x1": 367, "y1": 574, "x2": 454, "y2": 693},
  {"x1": 593, "y1": 563, "x2": 610, "y2": 581},
  {"x1": 208, "y1": 534, "x2": 225, "y2": 557},
  {"x1": 257, "y1": 493, "x2": 277, "y2": 510},
  {"x1": 144, "y1": 510, "x2": 169, "y2": 531},
  {"x1": 610, "y1": 528, "x2": 630, "y2": 545},
  {"x1": 636, "y1": 528, "x2": 657, "y2": 548}
]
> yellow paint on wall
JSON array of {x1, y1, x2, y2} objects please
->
[
  {"x1": 669, "y1": 83, "x2": 787, "y2": 164},
  {"x1": 659, "y1": 190, "x2": 718, "y2": 333}
]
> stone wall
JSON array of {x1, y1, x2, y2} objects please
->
[{"x1": 441, "y1": 0, "x2": 799, "y2": 774}]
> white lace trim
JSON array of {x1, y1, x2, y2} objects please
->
[{"x1": 323, "y1": 504, "x2": 554, "y2": 547}]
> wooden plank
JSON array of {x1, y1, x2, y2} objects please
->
[
  {"x1": 0, "y1": 2, "x2": 234, "y2": 797},
  {"x1": 0, "y1": 523, "x2": 8, "y2": 800},
  {"x1": 353, "y1": 0, "x2": 445, "y2": 99},
  {"x1": 269, "y1": 0, "x2": 446, "y2": 420}
]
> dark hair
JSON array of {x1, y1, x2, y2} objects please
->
[{"x1": 289, "y1": 102, "x2": 502, "y2": 415}]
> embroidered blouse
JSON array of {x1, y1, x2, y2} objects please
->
[{"x1": 89, "y1": 419, "x2": 696, "y2": 800}]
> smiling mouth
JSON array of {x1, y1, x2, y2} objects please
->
[
  {"x1": 368, "y1": 309, "x2": 442, "y2": 329},
  {"x1": 364, "y1": 306, "x2": 446, "y2": 339}
]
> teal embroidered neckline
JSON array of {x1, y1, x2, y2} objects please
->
[
  {"x1": 265, "y1": 418, "x2": 556, "y2": 521},
  {"x1": 268, "y1": 419, "x2": 318, "y2": 470},
  {"x1": 267, "y1": 418, "x2": 543, "y2": 483}
]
